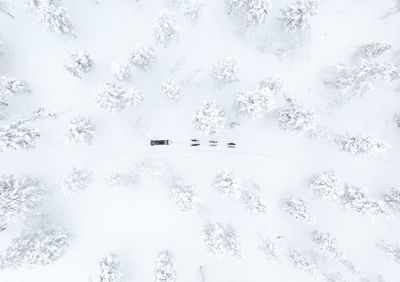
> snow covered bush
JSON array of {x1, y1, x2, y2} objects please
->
[
  {"x1": 324, "y1": 272, "x2": 347, "y2": 282},
  {"x1": 161, "y1": 80, "x2": 182, "y2": 101},
  {"x1": 95, "y1": 82, "x2": 143, "y2": 113},
  {"x1": 240, "y1": 190, "x2": 267, "y2": 215},
  {"x1": 0, "y1": 76, "x2": 29, "y2": 97},
  {"x1": 377, "y1": 240, "x2": 400, "y2": 264},
  {"x1": 213, "y1": 170, "x2": 243, "y2": 199},
  {"x1": 288, "y1": 249, "x2": 316, "y2": 275},
  {"x1": 184, "y1": 1, "x2": 203, "y2": 22},
  {"x1": 155, "y1": 250, "x2": 176, "y2": 282},
  {"x1": 193, "y1": 101, "x2": 225, "y2": 135},
  {"x1": 307, "y1": 171, "x2": 343, "y2": 201},
  {"x1": 227, "y1": 0, "x2": 271, "y2": 25},
  {"x1": 0, "y1": 227, "x2": 72, "y2": 268},
  {"x1": 309, "y1": 230, "x2": 344, "y2": 260},
  {"x1": 26, "y1": 0, "x2": 74, "y2": 35},
  {"x1": 91, "y1": 254, "x2": 121, "y2": 282},
  {"x1": 64, "y1": 116, "x2": 96, "y2": 145},
  {"x1": 57, "y1": 167, "x2": 92, "y2": 195},
  {"x1": 235, "y1": 86, "x2": 275, "y2": 119},
  {"x1": 153, "y1": 10, "x2": 179, "y2": 46},
  {"x1": 259, "y1": 238, "x2": 283, "y2": 265},
  {"x1": 280, "y1": 0, "x2": 319, "y2": 32},
  {"x1": 394, "y1": 113, "x2": 400, "y2": 128},
  {"x1": 129, "y1": 46, "x2": 155, "y2": 69},
  {"x1": 354, "y1": 43, "x2": 392, "y2": 59},
  {"x1": 203, "y1": 222, "x2": 241, "y2": 258},
  {"x1": 330, "y1": 133, "x2": 389, "y2": 155},
  {"x1": 0, "y1": 121, "x2": 40, "y2": 151},
  {"x1": 171, "y1": 182, "x2": 198, "y2": 212},
  {"x1": 104, "y1": 173, "x2": 136, "y2": 188},
  {"x1": 211, "y1": 57, "x2": 239, "y2": 86},
  {"x1": 382, "y1": 187, "x2": 400, "y2": 212},
  {"x1": 323, "y1": 60, "x2": 400, "y2": 104},
  {"x1": 0, "y1": 175, "x2": 45, "y2": 226},
  {"x1": 282, "y1": 195, "x2": 315, "y2": 224},
  {"x1": 277, "y1": 99, "x2": 318, "y2": 135},
  {"x1": 64, "y1": 50, "x2": 93, "y2": 78},
  {"x1": 110, "y1": 59, "x2": 130, "y2": 81}
]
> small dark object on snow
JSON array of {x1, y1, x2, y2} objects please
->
[
  {"x1": 191, "y1": 143, "x2": 200, "y2": 146},
  {"x1": 151, "y1": 140, "x2": 170, "y2": 146},
  {"x1": 227, "y1": 142, "x2": 236, "y2": 148},
  {"x1": 209, "y1": 140, "x2": 218, "y2": 146}
]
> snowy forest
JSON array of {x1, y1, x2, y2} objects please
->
[{"x1": 0, "y1": 0, "x2": 400, "y2": 281}]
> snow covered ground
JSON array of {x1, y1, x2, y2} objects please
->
[{"x1": 0, "y1": 0, "x2": 400, "y2": 281}]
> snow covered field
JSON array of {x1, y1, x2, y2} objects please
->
[{"x1": 0, "y1": 0, "x2": 400, "y2": 281}]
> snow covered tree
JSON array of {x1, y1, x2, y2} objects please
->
[
  {"x1": 240, "y1": 190, "x2": 267, "y2": 215},
  {"x1": 280, "y1": 0, "x2": 319, "y2": 32},
  {"x1": 171, "y1": 181, "x2": 198, "y2": 212},
  {"x1": 277, "y1": 99, "x2": 318, "y2": 135},
  {"x1": 309, "y1": 230, "x2": 344, "y2": 260},
  {"x1": 57, "y1": 167, "x2": 92, "y2": 195},
  {"x1": 0, "y1": 121, "x2": 40, "y2": 151},
  {"x1": 307, "y1": 171, "x2": 343, "y2": 201},
  {"x1": 227, "y1": 0, "x2": 271, "y2": 25},
  {"x1": 64, "y1": 116, "x2": 95, "y2": 145},
  {"x1": 91, "y1": 254, "x2": 121, "y2": 282},
  {"x1": 161, "y1": 80, "x2": 182, "y2": 102},
  {"x1": 354, "y1": 43, "x2": 392, "y2": 60},
  {"x1": 110, "y1": 59, "x2": 130, "y2": 81},
  {"x1": 289, "y1": 249, "x2": 316, "y2": 275},
  {"x1": 235, "y1": 86, "x2": 275, "y2": 119},
  {"x1": 0, "y1": 227, "x2": 72, "y2": 268},
  {"x1": 259, "y1": 238, "x2": 284, "y2": 265},
  {"x1": 64, "y1": 50, "x2": 93, "y2": 78},
  {"x1": 155, "y1": 250, "x2": 176, "y2": 282},
  {"x1": 394, "y1": 113, "x2": 400, "y2": 128},
  {"x1": 323, "y1": 60, "x2": 400, "y2": 104},
  {"x1": 95, "y1": 82, "x2": 143, "y2": 113},
  {"x1": 193, "y1": 101, "x2": 225, "y2": 135},
  {"x1": 282, "y1": 195, "x2": 315, "y2": 224},
  {"x1": 0, "y1": 175, "x2": 45, "y2": 226},
  {"x1": 184, "y1": 1, "x2": 203, "y2": 22},
  {"x1": 129, "y1": 46, "x2": 155, "y2": 70},
  {"x1": 377, "y1": 240, "x2": 400, "y2": 264},
  {"x1": 257, "y1": 76, "x2": 283, "y2": 94},
  {"x1": 26, "y1": 0, "x2": 74, "y2": 36},
  {"x1": 0, "y1": 76, "x2": 29, "y2": 97},
  {"x1": 104, "y1": 173, "x2": 136, "y2": 188},
  {"x1": 213, "y1": 170, "x2": 243, "y2": 199},
  {"x1": 203, "y1": 223, "x2": 241, "y2": 258},
  {"x1": 330, "y1": 133, "x2": 389, "y2": 155},
  {"x1": 324, "y1": 272, "x2": 347, "y2": 282},
  {"x1": 153, "y1": 10, "x2": 179, "y2": 46},
  {"x1": 382, "y1": 187, "x2": 400, "y2": 212},
  {"x1": 339, "y1": 184, "x2": 389, "y2": 219},
  {"x1": 211, "y1": 57, "x2": 239, "y2": 86}
]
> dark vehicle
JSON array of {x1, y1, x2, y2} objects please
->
[{"x1": 150, "y1": 140, "x2": 170, "y2": 146}]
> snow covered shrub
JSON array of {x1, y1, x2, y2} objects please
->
[
  {"x1": 377, "y1": 240, "x2": 400, "y2": 264},
  {"x1": 289, "y1": 249, "x2": 316, "y2": 275},
  {"x1": 92, "y1": 254, "x2": 121, "y2": 282},
  {"x1": 235, "y1": 86, "x2": 275, "y2": 119},
  {"x1": 339, "y1": 184, "x2": 389, "y2": 219},
  {"x1": 324, "y1": 272, "x2": 347, "y2": 282},
  {"x1": 64, "y1": 50, "x2": 93, "y2": 78},
  {"x1": 282, "y1": 195, "x2": 315, "y2": 224},
  {"x1": 95, "y1": 82, "x2": 143, "y2": 113},
  {"x1": 0, "y1": 76, "x2": 29, "y2": 97},
  {"x1": 203, "y1": 223, "x2": 241, "y2": 258},
  {"x1": 213, "y1": 170, "x2": 243, "y2": 199},
  {"x1": 307, "y1": 171, "x2": 343, "y2": 201},
  {"x1": 171, "y1": 182, "x2": 198, "y2": 212},
  {"x1": 280, "y1": 0, "x2": 319, "y2": 32},
  {"x1": 382, "y1": 187, "x2": 400, "y2": 212},
  {"x1": 240, "y1": 190, "x2": 267, "y2": 215},
  {"x1": 227, "y1": 0, "x2": 271, "y2": 25},
  {"x1": 212, "y1": 57, "x2": 239, "y2": 86},
  {"x1": 153, "y1": 10, "x2": 179, "y2": 46},
  {"x1": 0, "y1": 175, "x2": 45, "y2": 225},
  {"x1": 161, "y1": 80, "x2": 182, "y2": 101},
  {"x1": 259, "y1": 238, "x2": 283, "y2": 265},
  {"x1": 394, "y1": 113, "x2": 400, "y2": 128},
  {"x1": 155, "y1": 250, "x2": 176, "y2": 282},
  {"x1": 0, "y1": 121, "x2": 40, "y2": 151},
  {"x1": 193, "y1": 101, "x2": 225, "y2": 135},
  {"x1": 323, "y1": 60, "x2": 400, "y2": 103},
  {"x1": 0, "y1": 227, "x2": 72, "y2": 268},
  {"x1": 26, "y1": 0, "x2": 74, "y2": 35},
  {"x1": 277, "y1": 99, "x2": 318, "y2": 135},
  {"x1": 129, "y1": 46, "x2": 155, "y2": 69},
  {"x1": 184, "y1": 1, "x2": 203, "y2": 22},
  {"x1": 64, "y1": 116, "x2": 96, "y2": 145},
  {"x1": 57, "y1": 167, "x2": 92, "y2": 195},
  {"x1": 331, "y1": 134, "x2": 389, "y2": 155},
  {"x1": 104, "y1": 173, "x2": 136, "y2": 188},
  {"x1": 110, "y1": 59, "x2": 130, "y2": 81},
  {"x1": 309, "y1": 230, "x2": 344, "y2": 260},
  {"x1": 257, "y1": 76, "x2": 283, "y2": 94},
  {"x1": 354, "y1": 43, "x2": 392, "y2": 59}
]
